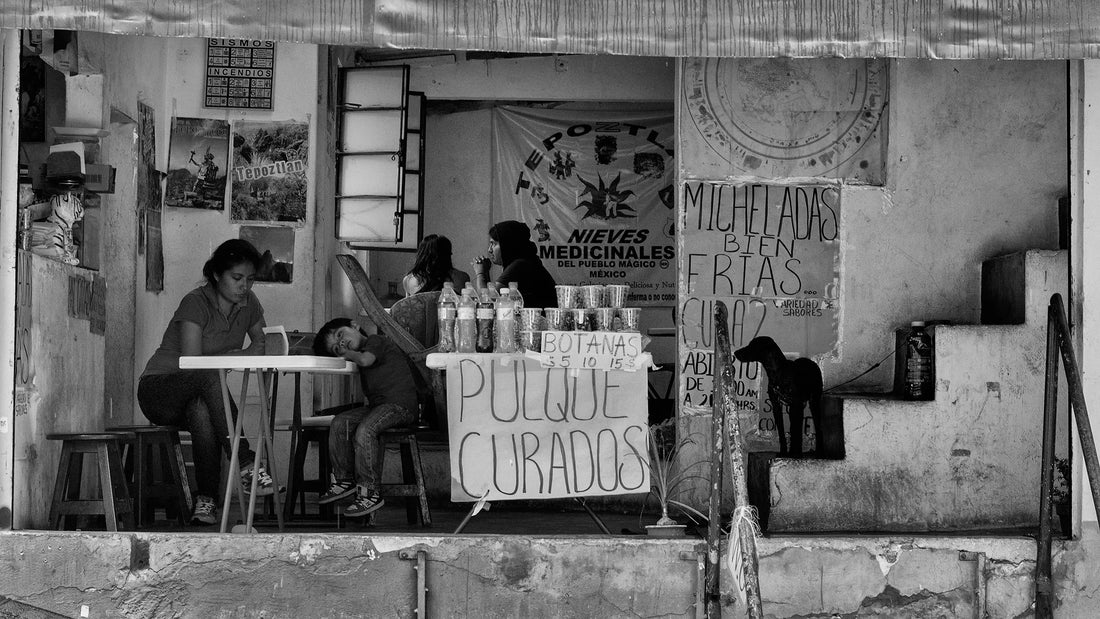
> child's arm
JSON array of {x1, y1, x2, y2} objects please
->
[{"x1": 342, "y1": 348, "x2": 377, "y2": 368}]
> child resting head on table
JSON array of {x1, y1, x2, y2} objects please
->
[{"x1": 313, "y1": 318, "x2": 421, "y2": 518}]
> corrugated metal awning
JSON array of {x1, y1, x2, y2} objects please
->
[{"x1": 3, "y1": 0, "x2": 1100, "y2": 59}]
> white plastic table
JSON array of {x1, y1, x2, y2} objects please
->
[{"x1": 178, "y1": 354, "x2": 355, "y2": 533}]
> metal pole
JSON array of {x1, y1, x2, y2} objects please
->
[
  {"x1": 0, "y1": 29, "x2": 22, "y2": 530},
  {"x1": 705, "y1": 306, "x2": 725, "y2": 616},
  {"x1": 714, "y1": 301, "x2": 763, "y2": 619},
  {"x1": 1051, "y1": 294, "x2": 1100, "y2": 521},
  {"x1": 1035, "y1": 302, "x2": 1060, "y2": 618}
]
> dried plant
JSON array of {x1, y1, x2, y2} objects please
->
[{"x1": 647, "y1": 423, "x2": 709, "y2": 526}]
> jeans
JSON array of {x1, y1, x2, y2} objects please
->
[
  {"x1": 137, "y1": 371, "x2": 256, "y2": 499},
  {"x1": 329, "y1": 403, "x2": 416, "y2": 494}
]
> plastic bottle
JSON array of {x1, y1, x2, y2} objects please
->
[
  {"x1": 437, "y1": 283, "x2": 458, "y2": 353},
  {"x1": 508, "y1": 282, "x2": 524, "y2": 349},
  {"x1": 904, "y1": 321, "x2": 934, "y2": 400},
  {"x1": 482, "y1": 286, "x2": 500, "y2": 303},
  {"x1": 475, "y1": 297, "x2": 495, "y2": 353},
  {"x1": 495, "y1": 288, "x2": 517, "y2": 353},
  {"x1": 455, "y1": 288, "x2": 477, "y2": 353}
]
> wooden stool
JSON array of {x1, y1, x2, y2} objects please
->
[
  {"x1": 378, "y1": 428, "x2": 431, "y2": 526},
  {"x1": 46, "y1": 432, "x2": 135, "y2": 531},
  {"x1": 283, "y1": 423, "x2": 336, "y2": 521},
  {"x1": 106, "y1": 425, "x2": 193, "y2": 527}
]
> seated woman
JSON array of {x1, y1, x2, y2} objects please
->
[
  {"x1": 136, "y1": 239, "x2": 278, "y2": 526},
  {"x1": 402, "y1": 234, "x2": 470, "y2": 296},
  {"x1": 473, "y1": 220, "x2": 557, "y2": 308}
]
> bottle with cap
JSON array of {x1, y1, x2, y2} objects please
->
[
  {"x1": 475, "y1": 295, "x2": 495, "y2": 353},
  {"x1": 904, "y1": 321, "x2": 934, "y2": 400},
  {"x1": 455, "y1": 287, "x2": 477, "y2": 353},
  {"x1": 495, "y1": 287, "x2": 517, "y2": 353},
  {"x1": 437, "y1": 282, "x2": 459, "y2": 353}
]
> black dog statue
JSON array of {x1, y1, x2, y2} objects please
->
[{"x1": 733, "y1": 336, "x2": 823, "y2": 458}]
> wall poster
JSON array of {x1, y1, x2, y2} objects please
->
[
  {"x1": 678, "y1": 181, "x2": 840, "y2": 452},
  {"x1": 164, "y1": 117, "x2": 230, "y2": 210},
  {"x1": 230, "y1": 120, "x2": 308, "y2": 223},
  {"x1": 137, "y1": 100, "x2": 163, "y2": 291},
  {"x1": 205, "y1": 39, "x2": 275, "y2": 110},
  {"x1": 491, "y1": 107, "x2": 676, "y2": 306},
  {"x1": 239, "y1": 226, "x2": 294, "y2": 283}
]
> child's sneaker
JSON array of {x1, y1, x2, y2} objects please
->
[
  {"x1": 344, "y1": 489, "x2": 384, "y2": 518},
  {"x1": 319, "y1": 480, "x2": 357, "y2": 504},
  {"x1": 240, "y1": 464, "x2": 276, "y2": 496},
  {"x1": 191, "y1": 495, "x2": 217, "y2": 525}
]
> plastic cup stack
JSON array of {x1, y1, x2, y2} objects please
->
[
  {"x1": 517, "y1": 308, "x2": 544, "y2": 332},
  {"x1": 605, "y1": 285, "x2": 629, "y2": 308},
  {"x1": 544, "y1": 307, "x2": 571, "y2": 331},
  {"x1": 572, "y1": 308, "x2": 595, "y2": 331},
  {"x1": 594, "y1": 308, "x2": 616, "y2": 331},
  {"x1": 618, "y1": 307, "x2": 641, "y2": 332},
  {"x1": 520, "y1": 330, "x2": 541, "y2": 352},
  {"x1": 580, "y1": 285, "x2": 604, "y2": 309},
  {"x1": 555, "y1": 285, "x2": 579, "y2": 309}
]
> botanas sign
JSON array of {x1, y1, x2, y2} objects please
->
[{"x1": 491, "y1": 107, "x2": 677, "y2": 306}]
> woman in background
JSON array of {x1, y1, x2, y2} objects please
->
[
  {"x1": 473, "y1": 220, "x2": 557, "y2": 308},
  {"x1": 137, "y1": 239, "x2": 277, "y2": 526},
  {"x1": 402, "y1": 234, "x2": 470, "y2": 296}
]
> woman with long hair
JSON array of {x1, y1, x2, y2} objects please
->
[
  {"x1": 402, "y1": 234, "x2": 470, "y2": 295},
  {"x1": 137, "y1": 238, "x2": 279, "y2": 525},
  {"x1": 472, "y1": 220, "x2": 557, "y2": 308}
]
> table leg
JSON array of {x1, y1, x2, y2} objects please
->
[
  {"x1": 218, "y1": 368, "x2": 244, "y2": 533},
  {"x1": 250, "y1": 370, "x2": 285, "y2": 531}
]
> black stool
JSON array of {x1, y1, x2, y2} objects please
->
[
  {"x1": 282, "y1": 421, "x2": 336, "y2": 521},
  {"x1": 106, "y1": 425, "x2": 193, "y2": 527},
  {"x1": 377, "y1": 428, "x2": 431, "y2": 526},
  {"x1": 47, "y1": 432, "x2": 135, "y2": 531}
]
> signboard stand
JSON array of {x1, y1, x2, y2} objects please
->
[
  {"x1": 452, "y1": 497, "x2": 611, "y2": 535},
  {"x1": 427, "y1": 351, "x2": 653, "y2": 535}
]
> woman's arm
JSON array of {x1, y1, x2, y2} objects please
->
[
  {"x1": 402, "y1": 273, "x2": 422, "y2": 297},
  {"x1": 178, "y1": 318, "x2": 266, "y2": 356},
  {"x1": 472, "y1": 256, "x2": 492, "y2": 292},
  {"x1": 242, "y1": 320, "x2": 266, "y2": 355}
]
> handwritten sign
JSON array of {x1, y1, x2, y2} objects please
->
[
  {"x1": 442, "y1": 355, "x2": 650, "y2": 502},
  {"x1": 538, "y1": 331, "x2": 645, "y2": 371},
  {"x1": 678, "y1": 181, "x2": 840, "y2": 451}
]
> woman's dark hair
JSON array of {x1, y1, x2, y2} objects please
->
[
  {"x1": 202, "y1": 239, "x2": 263, "y2": 286},
  {"x1": 313, "y1": 317, "x2": 354, "y2": 356},
  {"x1": 489, "y1": 220, "x2": 538, "y2": 267},
  {"x1": 408, "y1": 234, "x2": 455, "y2": 292}
]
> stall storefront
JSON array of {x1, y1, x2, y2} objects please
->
[{"x1": 3, "y1": 2, "x2": 1100, "y2": 617}]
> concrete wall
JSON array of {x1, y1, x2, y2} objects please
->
[{"x1": 5, "y1": 525, "x2": 1100, "y2": 618}]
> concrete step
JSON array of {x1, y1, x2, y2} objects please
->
[{"x1": 761, "y1": 249, "x2": 1066, "y2": 532}]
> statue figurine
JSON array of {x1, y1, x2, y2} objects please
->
[{"x1": 31, "y1": 150, "x2": 86, "y2": 265}]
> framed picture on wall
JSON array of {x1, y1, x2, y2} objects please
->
[{"x1": 240, "y1": 225, "x2": 294, "y2": 283}]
